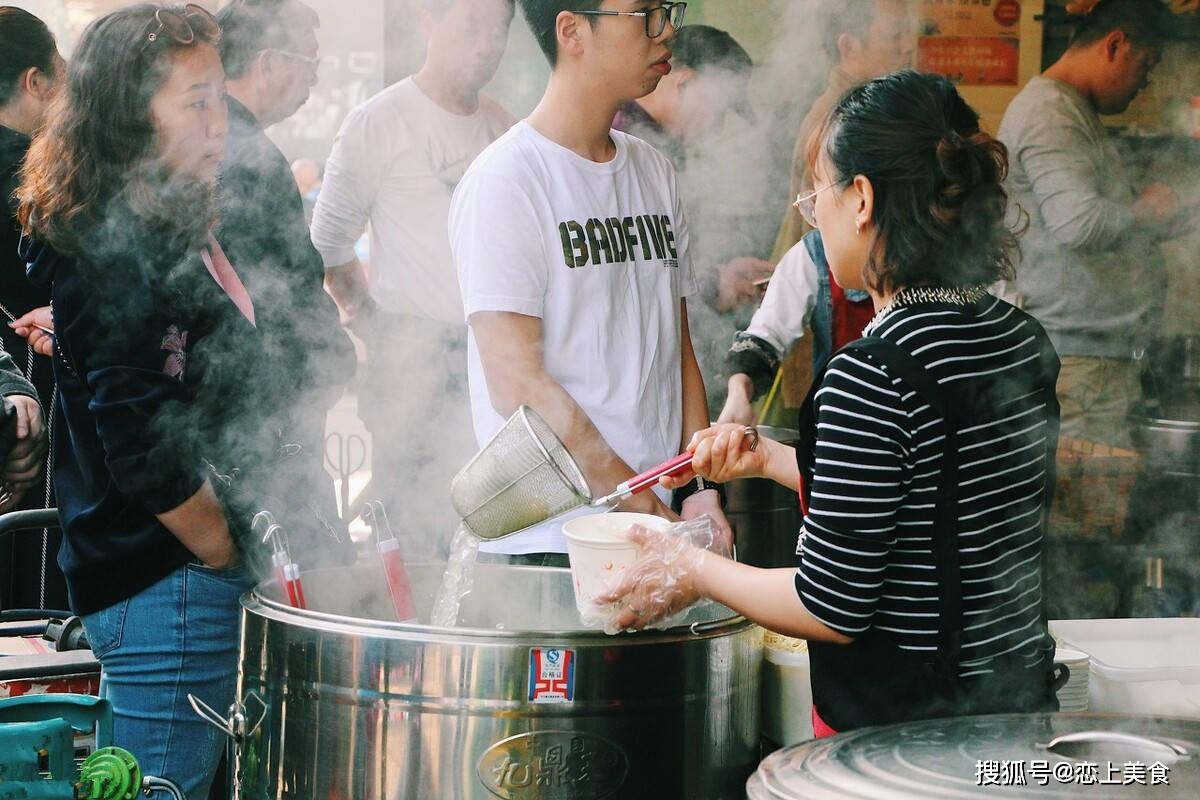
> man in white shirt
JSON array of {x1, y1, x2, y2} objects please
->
[
  {"x1": 311, "y1": 0, "x2": 515, "y2": 555},
  {"x1": 450, "y1": 0, "x2": 727, "y2": 563}
]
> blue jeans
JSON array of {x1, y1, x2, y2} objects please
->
[{"x1": 82, "y1": 562, "x2": 252, "y2": 799}]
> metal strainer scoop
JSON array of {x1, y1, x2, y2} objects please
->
[
  {"x1": 450, "y1": 406, "x2": 592, "y2": 540},
  {"x1": 452, "y1": 406, "x2": 761, "y2": 540}
]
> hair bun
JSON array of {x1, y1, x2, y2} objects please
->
[{"x1": 935, "y1": 129, "x2": 1004, "y2": 209}]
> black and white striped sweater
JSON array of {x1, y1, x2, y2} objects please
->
[{"x1": 795, "y1": 294, "x2": 1059, "y2": 677}]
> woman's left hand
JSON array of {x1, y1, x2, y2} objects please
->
[{"x1": 596, "y1": 524, "x2": 708, "y2": 632}]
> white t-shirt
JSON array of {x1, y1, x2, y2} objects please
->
[
  {"x1": 311, "y1": 77, "x2": 514, "y2": 324},
  {"x1": 743, "y1": 239, "x2": 820, "y2": 354},
  {"x1": 450, "y1": 122, "x2": 699, "y2": 554}
]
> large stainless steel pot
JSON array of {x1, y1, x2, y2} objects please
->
[
  {"x1": 230, "y1": 562, "x2": 762, "y2": 799},
  {"x1": 1130, "y1": 414, "x2": 1200, "y2": 476},
  {"x1": 748, "y1": 713, "x2": 1200, "y2": 798},
  {"x1": 725, "y1": 426, "x2": 800, "y2": 568}
]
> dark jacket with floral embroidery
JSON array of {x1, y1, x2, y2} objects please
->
[{"x1": 26, "y1": 230, "x2": 264, "y2": 615}]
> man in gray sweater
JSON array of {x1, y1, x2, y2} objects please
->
[{"x1": 999, "y1": 0, "x2": 1190, "y2": 448}]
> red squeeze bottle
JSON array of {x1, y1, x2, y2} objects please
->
[
  {"x1": 273, "y1": 551, "x2": 297, "y2": 607},
  {"x1": 284, "y1": 561, "x2": 307, "y2": 611},
  {"x1": 378, "y1": 537, "x2": 416, "y2": 622}
]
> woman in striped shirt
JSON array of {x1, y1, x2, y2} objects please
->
[{"x1": 605, "y1": 70, "x2": 1062, "y2": 734}]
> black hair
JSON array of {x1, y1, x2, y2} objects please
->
[
  {"x1": 0, "y1": 6, "x2": 58, "y2": 107},
  {"x1": 517, "y1": 0, "x2": 600, "y2": 65},
  {"x1": 813, "y1": 70, "x2": 1021, "y2": 294},
  {"x1": 1069, "y1": 0, "x2": 1173, "y2": 50},
  {"x1": 818, "y1": 0, "x2": 878, "y2": 62},
  {"x1": 672, "y1": 24, "x2": 752, "y2": 74},
  {"x1": 216, "y1": 0, "x2": 320, "y2": 80}
]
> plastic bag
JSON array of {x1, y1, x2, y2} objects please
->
[{"x1": 578, "y1": 514, "x2": 730, "y2": 635}]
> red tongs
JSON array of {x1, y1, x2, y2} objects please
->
[
  {"x1": 589, "y1": 427, "x2": 760, "y2": 507},
  {"x1": 253, "y1": 511, "x2": 307, "y2": 610},
  {"x1": 363, "y1": 501, "x2": 416, "y2": 622}
]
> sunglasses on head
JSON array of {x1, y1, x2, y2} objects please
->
[{"x1": 146, "y1": 3, "x2": 221, "y2": 46}]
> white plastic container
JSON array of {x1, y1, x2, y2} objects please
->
[
  {"x1": 1049, "y1": 618, "x2": 1200, "y2": 719},
  {"x1": 562, "y1": 512, "x2": 669, "y2": 612},
  {"x1": 761, "y1": 634, "x2": 814, "y2": 746}
]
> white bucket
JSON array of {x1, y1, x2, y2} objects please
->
[
  {"x1": 562, "y1": 512, "x2": 669, "y2": 612},
  {"x1": 762, "y1": 634, "x2": 814, "y2": 746}
]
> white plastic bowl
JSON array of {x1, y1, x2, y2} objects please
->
[{"x1": 562, "y1": 512, "x2": 669, "y2": 613}]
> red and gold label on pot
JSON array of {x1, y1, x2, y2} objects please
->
[{"x1": 528, "y1": 647, "x2": 575, "y2": 704}]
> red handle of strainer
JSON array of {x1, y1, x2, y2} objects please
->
[{"x1": 621, "y1": 452, "x2": 695, "y2": 496}]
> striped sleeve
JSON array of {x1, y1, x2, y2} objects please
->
[{"x1": 795, "y1": 351, "x2": 913, "y2": 636}]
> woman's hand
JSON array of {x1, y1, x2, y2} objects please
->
[
  {"x1": 661, "y1": 423, "x2": 770, "y2": 487},
  {"x1": 661, "y1": 424, "x2": 800, "y2": 494},
  {"x1": 201, "y1": 539, "x2": 240, "y2": 571},
  {"x1": 596, "y1": 524, "x2": 709, "y2": 631},
  {"x1": 9, "y1": 306, "x2": 55, "y2": 358}
]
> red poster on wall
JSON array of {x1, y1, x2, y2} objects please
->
[
  {"x1": 918, "y1": 0, "x2": 1022, "y2": 86},
  {"x1": 918, "y1": 37, "x2": 1021, "y2": 85}
]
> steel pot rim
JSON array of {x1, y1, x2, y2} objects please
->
[{"x1": 240, "y1": 586, "x2": 753, "y2": 643}]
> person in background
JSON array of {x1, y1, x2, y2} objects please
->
[
  {"x1": 450, "y1": 0, "x2": 729, "y2": 566},
  {"x1": 215, "y1": 0, "x2": 355, "y2": 559},
  {"x1": 998, "y1": 0, "x2": 1189, "y2": 449},
  {"x1": 613, "y1": 24, "x2": 750, "y2": 163},
  {"x1": 0, "y1": 6, "x2": 64, "y2": 610},
  {"x1": 728, "y1": 0, "x2": 913, "y2": 425},
  {"x1": 717, "y1": 228, "x2": 862, "y2": 425},
  {"x1": 611, "y1": 23, "x2": 771, "y2": 417},
  {"x1": 998, "y1": 0, "x2": 1192, "y2": 622},
  {"x1": 613, "y1": 25, "x2": 771, "y2": 303},
  {"x1": 18, "y1": 5, "x2": 249, "y2": 794},
  {"x1": 607, "y1": 70, "x2": 1062, "y2": 736},
  {"x1": 290, "y1": 156, "x2": 322, "y2": 223},
  {"x1": 772, "y1": 0, "x2": 914, "y2": 260},
  {"x1": 312, "y1": 0, "x2": 515, "y2": 558}
]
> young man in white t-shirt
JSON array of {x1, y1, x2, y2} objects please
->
[
  {"x1": 311, "y1": 0, "x2": 515, "y2": 556},
  {"x1": 450, "y1": 0, "x2": 728, "y2": 561}
]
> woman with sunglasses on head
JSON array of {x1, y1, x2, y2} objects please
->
[
  {"x1": 17, "y1": 5, "x2": 253, "y2": 793},
  {"x1": 605, "y1": 70, "x2": 1063, "y2": 734}
]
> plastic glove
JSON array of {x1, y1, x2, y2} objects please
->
[
  {"x1": 680, "y1": 491, "x2": 733, "y2": 558},
  {"x1": 586, "y1": 517, "x2": 715, "y2": 635}
]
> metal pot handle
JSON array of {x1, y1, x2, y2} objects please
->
[
  {"x1": 188, "y1": 690, "x2": 267, "y2": 744},
  {"x1": 689, "y1": 616, "x2": 747, "y2": 636},
  {"x1": 1045, "y1": 731, "x2": 1191, "y2": 761}
]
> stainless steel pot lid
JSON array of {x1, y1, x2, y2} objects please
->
[{"x1": 751, "y1": 713, "x2": 1200, "y2": 799}]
